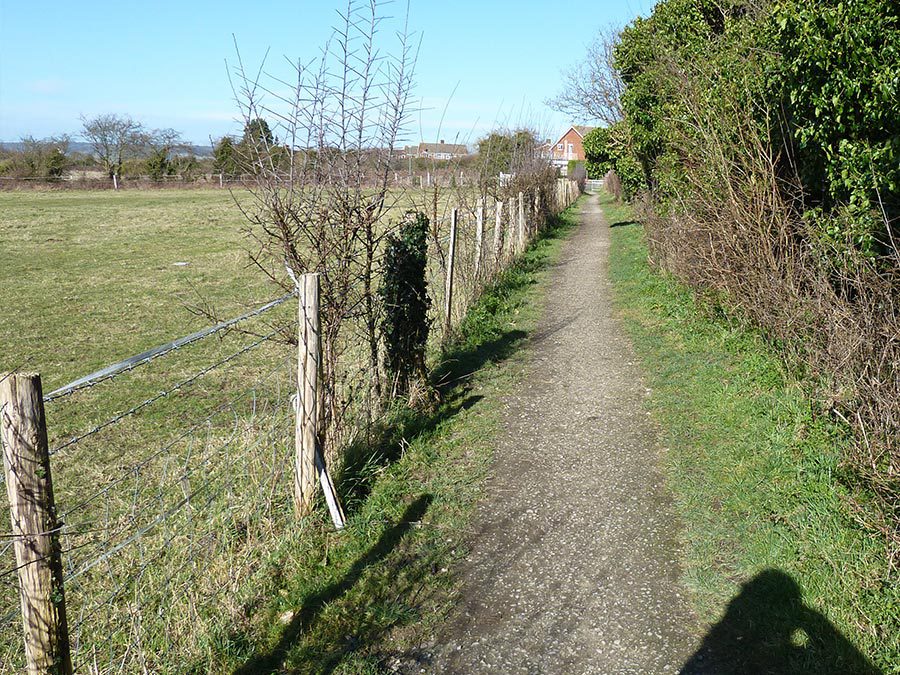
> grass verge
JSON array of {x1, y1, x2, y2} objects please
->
[
  {"x1": 600, "y1": 191, "x2": 898, "y2": 673},
  {"x1": 209, "y1": 203, "x2": 579, "y2": 673}
]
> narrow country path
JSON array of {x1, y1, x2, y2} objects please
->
[{"x1": 429, "y1": 192, "x2": 700, "y2": 674}]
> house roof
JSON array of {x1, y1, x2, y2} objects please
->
[
  {"x1": 419, "y1": 142, "x2": 468, "y2": 155},
  {"x1": 571, "y1": 125, "x2": 597, "y2": 137}
]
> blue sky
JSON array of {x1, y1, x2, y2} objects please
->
[{"x1": 0, "y1": 0, "x2": 656, "y2": 146}]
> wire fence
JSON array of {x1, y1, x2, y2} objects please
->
[{"x1": 0, "y1": 178, "x2": 581, "y2": 672}]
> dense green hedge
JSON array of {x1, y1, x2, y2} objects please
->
[{"x1": 592, "y1": 0, "x2": 899, "y2": 253}]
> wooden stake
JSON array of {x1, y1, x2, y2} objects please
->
[
  {"x1": 443, "y1": 208, "x2": 458, "y2": 337},
  {"x1": 517, "y1": 191, "x2": 525, "y2": 253},
  {"x1": 295, "y1": 274, "x2": 320, "y2": 517},
  {"x1": 493, "y1": 200, "x2": 503, "y2": 273},
  {"x1": 474, "y1": 199, "x2": 484, "y2": 279},
  {"x1": 506, "y1": 198, "x2": 515, "y2": 262},
  {"x1": 1, "y1": 373, "x2": 72, "y2": 675}
]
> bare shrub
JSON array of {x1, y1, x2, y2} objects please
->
[
  {"x1": 641, "y1": 64, "x2": 900, "y2": 553},
  {"x1": 604, "y1": 169, "x2": 623, "y2": 202}
]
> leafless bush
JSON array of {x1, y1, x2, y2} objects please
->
[
  {"x1": 604, "y1": 170, "x2": 623, "y2": 202},
  {"x1": 228, "y1": 1, "x2": 419, "y2": 460},
  {"x1": 641, "y1": 68, "x2": 900, "y2": 554}
]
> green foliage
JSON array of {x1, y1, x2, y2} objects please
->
[
  {"x1": 145, "y1": 147, "x2": 172, "y2": 181},
  {"x1": 610, "y1": 0, "x2": 899, "y2": 251},
  {"x1": 242, "y1": 118, "x2": 275, "y2": 148},
  {"x1": 582, "y1": 124, "x2": 645, "y2": 199},
  {"x1": 476, "y1": 129, "x2": 539, "y2": 177},
  {"x1": 213, "y1": 136, "x2": 240, "y2": 175},
  {"x1": 379, "y1": 212, "x2": 432, "y2": 396},
  {"x1": 766, "y1": 0, "x2": 900, "y2": 248}
]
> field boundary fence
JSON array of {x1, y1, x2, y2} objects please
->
[{"x1": 0, "y1": 178, "x2": 581, "y2": 672}]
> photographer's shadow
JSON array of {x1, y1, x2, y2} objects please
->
[{"x1": 681, "y1": 569, "x2": 881, "y2": 675}]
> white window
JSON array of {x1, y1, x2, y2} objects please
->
[{"x1": 567, "y1": 143, "x2": 574, "y2": 158}]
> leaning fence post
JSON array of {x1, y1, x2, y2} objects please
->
[
  {"x1": 0, "y1": 373, "x2": 73, "y2": 675},
  {"x1": 474, "y1": 199, "x2": 484, "y2": 279}
]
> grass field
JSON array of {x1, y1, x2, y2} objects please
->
[
  {"x1": 0, "y1": 189, "x2": 271, "y2": 387},
  {"x1": 0, "y1": 186, "x2": 572, "y2": 671},
  {"x1": 601, "y1": 191, "x2": 898, "y2": 673}
]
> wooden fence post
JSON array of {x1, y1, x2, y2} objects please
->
[
  {"x1": 294, "y1": 274, "x2": 346, "y2": 529},
  {"x1": 1, "y1": 373, "x2": 73, "y2": 675},
  {"x1": 112, "y1": 174, "x2": 118, "y2": 191},
  {"x1": 493, "y1": 200, "x2": 503, "y2": 273},
  {"x1": 474, "y1": 199, "x2": 484, "y2": 279},
  {"x1": 293, "y1": 274, "x2": 345, "y2": 529},
  {"x1": 219, "y1": 173, "x2": 224, "y2": 188},
  {"x1": 517, "y1": 191, "x2": 525, "y2": 253},
  {"x1": 506, "y1": 198, "x2": 515, "y2": 262},
  {"x1": 443, "y1": 208, "x2": 458, "y2": 338},
  {"x1": 295, "y1": 275, "x2": 319, "y2": 517},
  {"x1": 533, "y1": 189, "x2": 541, "y2": 232}
]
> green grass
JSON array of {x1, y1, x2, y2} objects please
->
[
  {"x1": 0, "y1": 185, "x2": 577, "y2": 671},
  {"x1": 601, "y1": 191, "x2": 898, "y2": 673},
  {"x1": 204, "y1": 202, "x2": 579, "y2": 673}
]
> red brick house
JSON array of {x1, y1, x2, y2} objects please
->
[{"x1": 548, "y1": 125, "x2": 596, "y2": 168}]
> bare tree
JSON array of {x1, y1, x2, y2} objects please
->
[
  {"x1": 546, "y1": 25, "x2": 624, "y2": 126},
  {"x1": 229, "y1": 0, "x2": 419, "y2": 456},
  {"x1": 80, "y1": 113, "x2": 145, "y2": 178}
]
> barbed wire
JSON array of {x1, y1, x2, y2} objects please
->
[
  {"x1": 44, "y1": 294, "x2": 292, "y2": 403},
  {"x1": 49, "y1": 331, "x2": 279, "y2": 457}
]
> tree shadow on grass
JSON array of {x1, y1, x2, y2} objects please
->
[
  {"x1": 234, "y1": 494, "x2": 433, "y2": 675},
  {"x1": 680, "y1": 569, "x2": 881, "y2": 675},
  {"x1": 610, "y1": 220, "x2": 639, "y2": 228}
]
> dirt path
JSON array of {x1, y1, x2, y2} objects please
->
[{"x1": 428, "y1": 193, "x2": 700, "y2": 674}]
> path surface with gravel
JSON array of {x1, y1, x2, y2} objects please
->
[{"x1": 427, "y1": 192, "x2": 701, "y2": 674}]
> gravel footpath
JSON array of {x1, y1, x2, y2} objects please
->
[{"x1": 427, "y1": 193, "x2": 700, "y2": 674}]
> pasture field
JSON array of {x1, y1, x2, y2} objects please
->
[
  {"x1": 0, "y1": 188, "x2": 269, "y2": 388},
  {"x1": 0, "y1": 185, "x2": 546, "y2": 670}
]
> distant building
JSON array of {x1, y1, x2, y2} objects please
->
[
  {"x1": 548, "y1": 125, "x2": 596, "y2": 169},
  {"x1": 400, "y1": 140, "x2": 469, "y2": 160}
]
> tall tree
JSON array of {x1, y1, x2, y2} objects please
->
[
  {"x1": 80, "y1": 114, "x2": 145, "y2": 178},
  {"x1": 547, "y1": 25, "x2": 624, "y2": 126}
]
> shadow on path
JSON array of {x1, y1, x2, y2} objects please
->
[
  {"x1": 680, "y1": 569, "x2": 881, "y2": 675},
  {"x1": 234, "y1": 495, "x2": 433, "y2": 675}
]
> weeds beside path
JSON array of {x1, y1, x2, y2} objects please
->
[{"x1": 602, "y1": 191, "x2": 894, "y2": 674}]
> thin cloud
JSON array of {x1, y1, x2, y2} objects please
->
[{"x1": 27, "y1": 79, "x2": 67, "y2": 95}]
